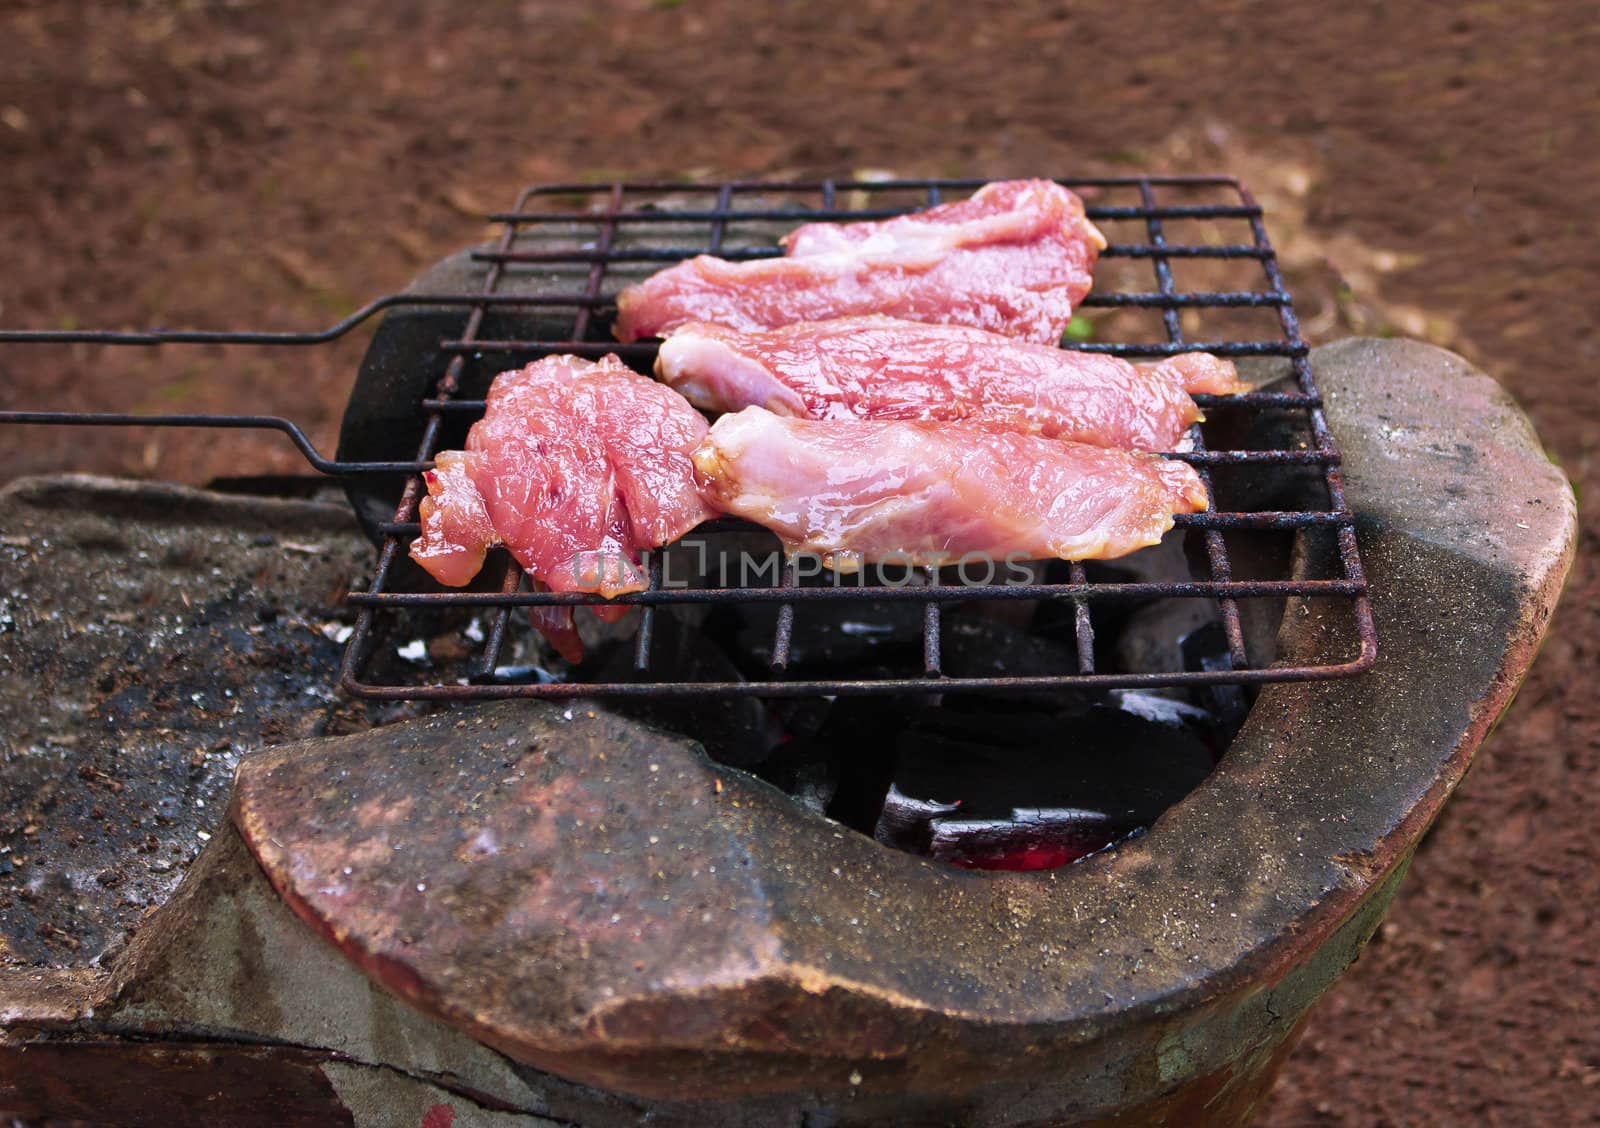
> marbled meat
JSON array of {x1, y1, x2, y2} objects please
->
[
  {"x1": 656, "y1": 316, "x2": 1243, "y2": 451},
  {"x1": 614, "y1": 180, "x2": 1106, "y2": 345},
  {"x1": 410, "y1": 354, "x2": 714, "y2": 661},
  {"x1": 692, "y1": 407, "x2": 1208, "y2": 570}
]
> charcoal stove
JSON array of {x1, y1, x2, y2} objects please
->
[{"x1": 0, "y1": 178, "x2": 1577, "y2": 1127}]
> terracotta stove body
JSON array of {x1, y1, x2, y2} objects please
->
[
  {"x1": 0, "y1": 338, "x2": 1574, "y2": 1127},
  {"x1": 0, "y1": 177, "x2": 1578, "y2": 1126}
]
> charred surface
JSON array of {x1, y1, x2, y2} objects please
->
[{"x1": 0, "y1": 477, "x2": 375, "y2": 970}]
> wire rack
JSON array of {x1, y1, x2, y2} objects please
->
[{"x1": 0, "y1": 176, "x2": 1376, "y2": 700}]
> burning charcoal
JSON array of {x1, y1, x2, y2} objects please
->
[
  {"x1": 874, "y1": 783, "x2": 962, "y2": 854},
  {"x1": 895, "y1": 705, "x2": 1214, "y2": 818},
  {"x1": 928, "y1": 810, "x2": 1124, "y2": 871},
  {"x1": 884, "y1": 703, "x2": 1214, "y2": 870}
]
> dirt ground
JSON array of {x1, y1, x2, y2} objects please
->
[{"x1": 1, "y1": 1, "x2": 1597, "y2": 1123}]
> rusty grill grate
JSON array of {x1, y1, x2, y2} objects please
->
[{"x1": 0, "y1": 176, "x2": 1376, "y2": 699}]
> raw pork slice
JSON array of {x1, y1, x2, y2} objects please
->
[
  {"x1": 657, "y1": 317, "x2": 1244, "y2": 452},
  {"x1": 410, "y1": 354, "x2": 714, "y2": 661},
  {"x1": 692, "y1": 408, "x2": 1208, "y2": 569},
  {"x1": 613, "y1": 180, "x2": 1106, "y2": 345}
]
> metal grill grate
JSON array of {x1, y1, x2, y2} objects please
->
[{"x1": 0, "y1": 176, "x2": 1376, "y2": 700}]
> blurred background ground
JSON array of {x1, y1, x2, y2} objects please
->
[{"x1": 0, "y1": 1, "x2": 1596, "y2": 1122}]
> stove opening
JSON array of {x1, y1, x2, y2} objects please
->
[{"x1": 362, "y1": 522, "x2": 1285, "y2": 872}]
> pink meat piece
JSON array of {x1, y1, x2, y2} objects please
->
[
  {"x1": 613, "y1": 180, "x2": 1106, "y2": 345},
  {"x1": 1152, "y1": 351, "x2": 1246, "y2": 396},
  {"x1": 657, "y1": 316, "x2": 1244, "y2": 452},
  {"x1": 411, "y1": 450, "x2": 497, "y2": 588},
  {"x1": 692, "y1": 407, "x2": 1208, "y2": 570},
  {"x1": 409, "y1": 354, "x2": 714, "y2": 662}
]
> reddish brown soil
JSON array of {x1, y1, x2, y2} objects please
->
[{"x1": 1, "y1": 2, "x2": 1596, "y2": 1123}]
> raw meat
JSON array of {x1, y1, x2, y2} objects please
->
[
  {"x1": 656, "y1": 316, "x2": 1244, "y2": 451},
  {"x1": 1150, "y1": 350, "x2": 1244, "y2": 396},
  {"x1": 409, "y1": 354, "x2": 714, "y2": 661},
  {"x1": 613, "y1": 180, "x2": 1106, "y2": 344},
  {"x1": 692, "y1": 407, "x2": 1208, "y2": 568},
  {"x1": 411, "y1": 450, "x2": 497, "y2": 588}
]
